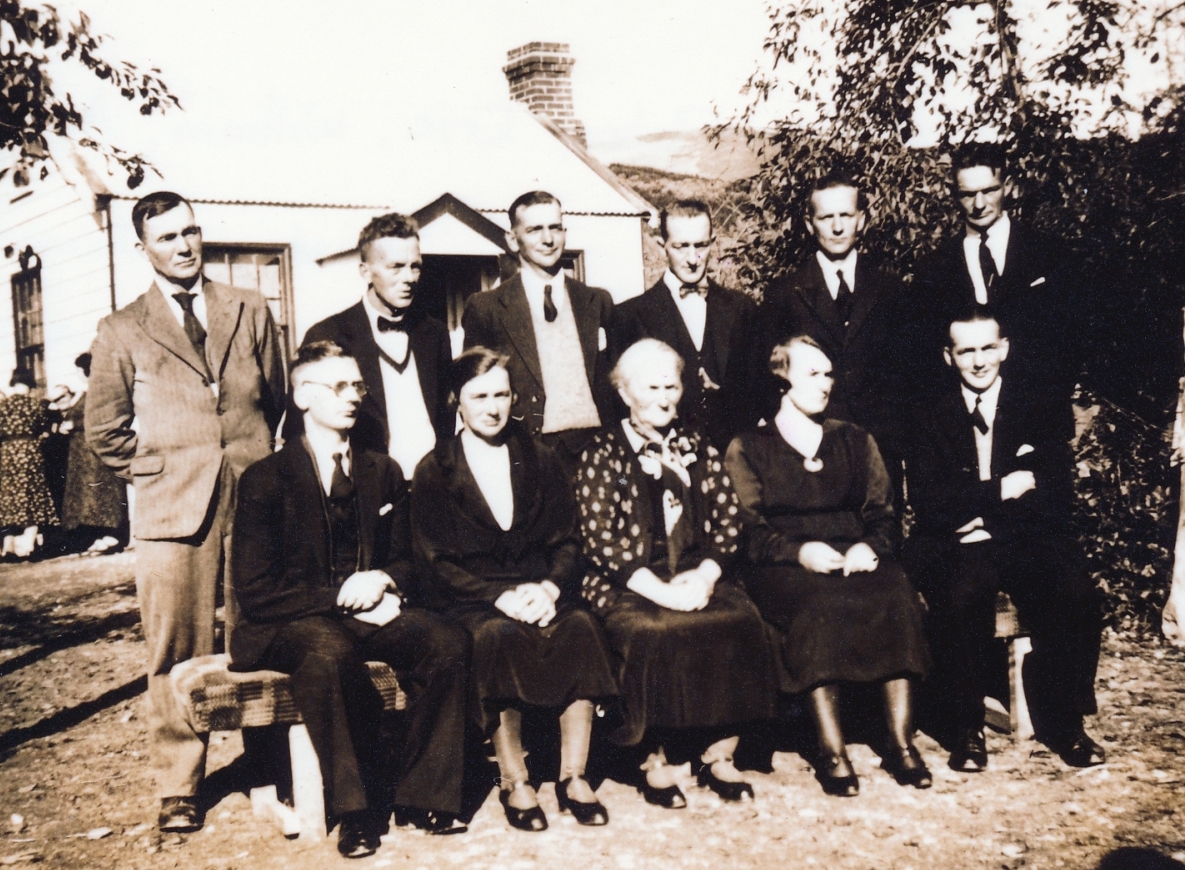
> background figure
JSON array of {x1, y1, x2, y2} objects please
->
[
  {"x1": 60, "y1": 353, "x2": 127, "y2": 554},
  {"x1": 0, "y1": 369, "x2": 58, "y2": 559},
  {"x1": 726, "y1": 336, "x2": 930, "y2": 798},
  {"x1": 612, "y1": 200, "x2": 764, "y2": 451},
  {"x1": 412, "y1": 348, "x2": 618, "y2": 832},
  {"x1": 577, "y1": 339, "x2": 776, "y2": 809},
  {"x1": 42, "y1": 383, "x2": 75, "y2": 524}
]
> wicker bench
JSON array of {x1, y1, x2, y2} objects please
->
[
  {"x1": 170, "y1": 653, "x2": 406, "y2": 840},
  {"x1": 986, "y1": 592, "x2": 1034, "y2": 741}
]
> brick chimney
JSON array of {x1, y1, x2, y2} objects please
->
[{"x1": 503, "y1": 42, "x2": 587, "y2": 146}]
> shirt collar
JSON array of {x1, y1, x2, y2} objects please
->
[
  {"x1": 519, "y1": 265, "x2": 565, "y2": 303},
  {"x1": 961, "y1": 376, "x2": 1003, "y2": 418},
  {"x1": 361, "y1": 289, "x2": 407, "y2": 331},
  {"x1": 966, "y1": 210, "x2": 1011, "y2": 243},
  {"x1": 815, "y1": 247, "x2": 858, "y2": 280},
  {"x1": 620, "y1": 419, "x2": 647, "y2": 452},
  {"x1": 662, "y1": 269, "x2": 706, "y2": 299}
]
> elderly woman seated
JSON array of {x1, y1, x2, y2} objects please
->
[
  {"x1": 725, "y1": 336, "x2": 931, "y2": 797},
  {"x1": 412, "y1": 347, "x2": 619, "y2": 832},
  {"x1": 576, "y1": 338, "x2": 776, "y2": 808}
]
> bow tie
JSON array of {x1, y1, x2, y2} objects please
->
[
  {"x1": 679, "y1": 282, "x2": 707, "y2": 299},
  {"x1": 377, "y1": 316, "x2": 408, "y2": 333}
]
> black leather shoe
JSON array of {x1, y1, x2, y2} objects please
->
[
  {"x1": 158, "y1": 797, "x2": 202, "y2": 833},
  {"x1": 1048, "y1": 730, "x2": 1106, "y2": 768},
  {"x1": 556, "y1": 778, "x2": 609, "y2": 826},
  {"x1": 499, "y1": 787, "x2": 547, "y2": 832},
  {"x1": 401, "y1": 808, "x2": 468, "y2": 835},
  {"x1": 882, "y1": 744, "x2": 933, "y2": 789},
  {"x1": 696, "y1": 761, "x2": 754, "y2": 801},
  {"x1": 336, "y1": 813, "x2": 379, "y2": 859},
  {"x1": 639, "y1": 779, "x2": 687, "y2": 809},
  {"x1": 814, "y1": 754, "x2": 859, "y2": 797},
  {"x1": 948, "y1": 729, "x2": 988, "y2": 772}
]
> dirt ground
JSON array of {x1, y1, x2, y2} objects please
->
[{"x1": 1, "y1": 552, "x2": 1184, "y2": 870}]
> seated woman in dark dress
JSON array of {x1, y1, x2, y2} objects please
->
[
  {"x1": 577, "y1": 339, "x2": 776, "y2": 808},
  {"x1": 412, "y1": 347, "x2": 619, "y2": 832},
  {"x1": 725, "y1": 335, "x2": 931, "y2": 797}
]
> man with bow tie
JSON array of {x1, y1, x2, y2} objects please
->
[
  {"x1": 911, "y1": 142, "x2": 1084, "y2": 436},
  {"x1": 233, "y1": 341, "x2": 470, "y2": 855},
  {"x1": 298, "y1": 213, "x2": 454, "y2": 478},
  {"x1": 86, "y1": 191, "x2": 286, "y2": 833},
  {"x1": 613, "y1": 199, "x2": 763, "y2": 451},
  {"x1": 760, "y1": 171, "x2": 910, "y2": 501},
  {"x1": 905, "y1": 307, "x2": 1104, "y2": 773}
]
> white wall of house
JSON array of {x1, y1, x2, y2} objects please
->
[{"x1": 0, "y1": 169, "x2": 112, "y2": 391}]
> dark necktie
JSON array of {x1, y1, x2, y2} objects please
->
[
  {"x1": 970, "y1": 395, "x2": 989, "y2": 435},
  {"x1": 172, "y1": 292, "x2": 211, "y2": 379},
  {"x1": 679, "y1": 282, "x2": 707, "y2": 298},
  {"x1": 376, "y1": 316, "x2": 408, "y2": 333},
  {"x1": 330, "y1": 451, "x2": 353, "y2": 500},
  {"x1": 543, "y1": 284, "x2": 558, "y2": 323},
  {"x1": 835, "y1": 269, "x2": 853, "y2": 326},
  {"x1": 978, "y1": 227, "x2": 998, "y2": 301}
]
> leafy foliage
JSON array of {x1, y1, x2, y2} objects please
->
[{"x1": 0, "y1": 0, "x2": 179, "y2": 187}]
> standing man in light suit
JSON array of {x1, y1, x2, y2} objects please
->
[
  {"x1": 461, "y1": 191, "x2": 615, "y2": 476},
  {"x1": 86, "y1": 191, "x2": 286, "y2": 833}
]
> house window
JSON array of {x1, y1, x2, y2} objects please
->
[
  {"x1": 10, "y1": 246, "x2": 45, "y2": 391},
  {"x1": 202, "y1": 244, "x2": 296, "y2": 360}
]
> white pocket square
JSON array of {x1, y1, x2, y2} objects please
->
[
  {"x1": 379, "y1": 503, "x2": 394, "y2": 516},
  {"x1": 1029, "y1": 276, "x2": 1046, "y2": 287},
  {"x1": 598, "y1": 327, "x2": 608, "y2": 351},
  {"x1": 1016, "y1": 444, "x2": 1035, "y2": 457}
]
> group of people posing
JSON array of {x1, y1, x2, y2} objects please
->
[{"x1": 83, "y1": 140, "x2": 1102, "y2": 859}]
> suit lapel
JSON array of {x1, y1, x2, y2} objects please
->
[
  {"x1": 408, "y1": 318, "x2": 439, "y2": 426},
  {"x1": 344, "y1": 303, "x2": 388, "y2": 420},
  {"x1": 845, "y1": 259, "x2": 882, "y2": 343},
  {"x1": 704, "y1": 281, "x2": 736, "y2": 376},
  {"x1": 798, "y1": 260, "x2": 845, "y2": 345},
  {"x1": 352, "y1": 451, "x2": 380, "y2": 569},
  {"x1": 288, "y1": 443, "x2": 331, "y2": 583},
  {"x1": 498, "y1": 277, "x2": 544, "y2": 390},
  {"x1": 204, "y1": 282, "x2": 244, "y2": 383},
  {"x1": 939, "y1": 391, "x2": 978, "y2": 471},
  {"x1": 567, "y1": 278, "x2": 600, "y2": 379},
  {"x1": 644, "y1": 284, "x2": 696, "y2": 360},
  {"x1": 138, "y1": 283, "x2": 211, "y2": 379}
]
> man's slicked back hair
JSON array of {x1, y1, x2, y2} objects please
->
[
  {"x1": 508, "y1": 191, "x2": 561, "y2": 228},
  {"x1": 132, "y1": 191, "x2": 192, "y2": 240},
  {"x1": 290, "y1": 340, "x2": 351, "y2": 382},
  {"x1": 659, "y1": 199, "x2": 713, "y2": 241},
  {"x1": 945, "y1": 303, "x2": 1005, "y2": 347},
  {"x1": 950, "y1": 142, "x2": 1007, "y2": 179},
  {"x1": 358, "y1": 213, "x2": 420, "y2": 260},
  {"x1": 807, "y1": 169, "x2": 868, "y2": 214}
]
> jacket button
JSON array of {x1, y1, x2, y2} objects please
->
[
  {"x1": 220, "y1": 439, "x2": 227, "y2": 449},
  {"x1": 216, "y1": 407, "x2": 225, "y2": 416}
]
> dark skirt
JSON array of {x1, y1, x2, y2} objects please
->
[
  {"x1": 61, "y1": 431, "x2": 127, "y2": 532},
  {"x1": 455, "y1": 604, "x2": 618, "y2": 733},
  {"x1": 602, "y1": 582, "x2": 777, "y2": 746},
  {"x1": 745, "y1": 558, "x2": 929, "y2": 694}
]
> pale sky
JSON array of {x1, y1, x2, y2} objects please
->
[{"x1": 54, "y1": 0, "x2": 774, "y2": 170}]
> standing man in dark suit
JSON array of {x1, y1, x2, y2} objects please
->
[
  {"x1": 761, "y1": 171, "x2": 909, "y2": 498},
  {"x1": 298, "y1": 213, "x2": 453, "y2": 478},
  {"x1": 461, "y1": 191, "x2": 614, "y2": 475},
  {"x1": 911, "y1": 143, "x2": 1081, "y2": 433},
  {"x1": 614, "y1": 200, "x2": 763, "y2": 451},
  {"x1": 86, "y1": 191, "x2": 286, "y2": 832},
  {"x1": 905, "y1": 308, "x2": 1103, "y2": 773},
  {"x1": 233, "y1": 342, "x2": 470, "y2": 856}
]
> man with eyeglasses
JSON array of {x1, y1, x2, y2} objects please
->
[
  {"x1": 911, "y1": 142, "x2": 1082, "y2": 435},
  {"x1": 232, "y1": 341, "x2": 470, "y2": 855},
  {"x1": 86, "y1": 191, "x2": 286, "y2": 833},
  {"x1": 613, "y1": 199, "x2": 763, "y2": 451},
  {"x1": 297, "y1": 213, "x2": 454, "y2": 478}
]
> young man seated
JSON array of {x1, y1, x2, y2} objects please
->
[
  {"x1": 905, "y1": 307, "x2": 1104, "y2": 773},
  {"x1": 231, "y1": 341, "x2": 470, "y2": 858}
]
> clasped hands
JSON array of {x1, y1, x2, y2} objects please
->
[
  {"x1": 628, "y1": 560, "x2": 721, "y2": 612},
  {"x1": 798, "y1": 541, "x2": 879, "y2": 575},
  {"x1": 338, "y1": 570, "x2": 401, "y2": 626},
  {"x1": 496, "y1": 581, "x2": 561, "y2": 627}
]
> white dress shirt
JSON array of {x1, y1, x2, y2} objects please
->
[
  {"x1": 461, "y1": 430, "x2": 514, "y2": 531},
  {"x1": 662, "y1": 270, "x2": 707, "y2": 351},
  {"x1": 362, "y1": 292, "x2": 410, "y2": 365},
  {"x1": 962, "y1": 377, "x2": 1002, "y2": 482},
  {"x1": 520, "y1": 267, "x2": 569, "y2": 320},
  {"x1": 963, "y1": 212, "x2": 1011, "y2": 305},
  {"x1": 163, "y1": 280, "x2": 209, "y2": 332},
  {"x1": 303, "y1": 429, "x2": 351, "y2": 495},
  {"x1": 815, "y1": 249, "x2": 859, "y2": 301}
]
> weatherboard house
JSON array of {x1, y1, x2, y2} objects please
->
[{"x1": 0, "y1": 43, "x2": 652, "y2": 390}]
